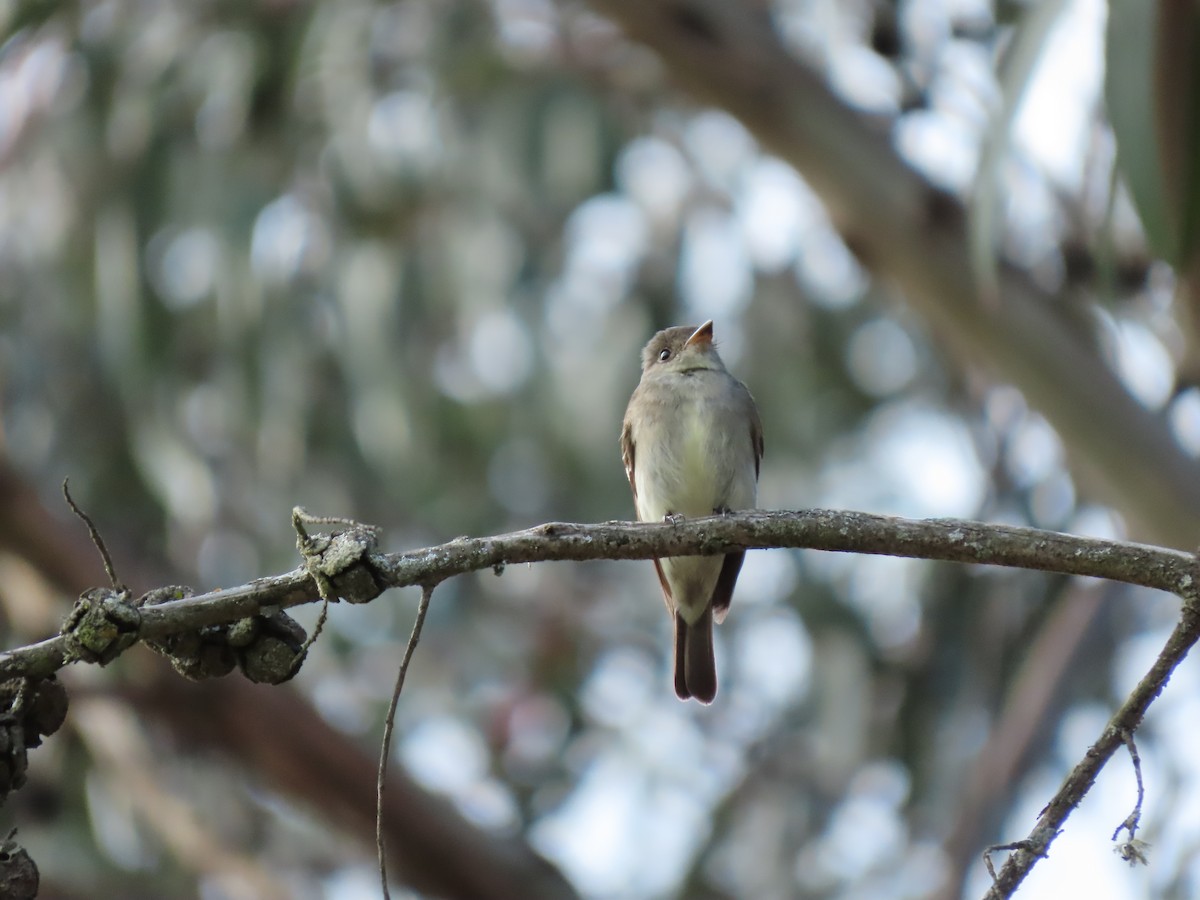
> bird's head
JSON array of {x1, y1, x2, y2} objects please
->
[{"x1": 640, "y1": 320, "x2": 725, "y2": 375}]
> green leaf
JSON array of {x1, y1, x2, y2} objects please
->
[{"x1": 1106, "y1": 0, "x2": 1176, "y2": 262}]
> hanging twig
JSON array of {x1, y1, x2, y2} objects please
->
[
  {"x1": 377, "y1": 584, "x2": 434, "y2": 900},
  {"x1": 1112, "y1": 729, "x2": 1150, "y2": 866}
]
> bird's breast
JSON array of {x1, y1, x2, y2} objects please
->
[
  {"x1": 675, "y1": 405, "x2": 717, "y2": 504},
  {"x1": 634, "y1": 383, "x2": 753, "y2": 521}
]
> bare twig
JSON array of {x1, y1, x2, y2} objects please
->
[
  {"x1": 288, "y1": 507, "x2": 356, "y2": 678},
  {"x1": 983, "y1": 840, "x2": 1046, "y2": 882},
  {"x1": 1111, "y1": 730, "x2": 1151, "y2": 867},
  {"x1": 378, "y1": 584, "x2": 434, "y2": 900},
  {"x1": 62, "y1": 479, "x2": 125, "y2": 591},
  {"x1": 291, "y1": 507, "x2": 366, "y2": 542},
  {"x1": 286, "y1": 599, "x2": 328, "y2": 681},
  {"x1": 1112, "y1": 729, "x2": 1145, "y2": 843}
]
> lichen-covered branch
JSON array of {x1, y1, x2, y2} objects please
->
[{"x1": 2, "y1": 508, "x2": 1193, "y2": 684}]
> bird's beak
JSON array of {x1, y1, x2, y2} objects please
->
[{"x1": 685, "y1": 320, "x2": 714, "y2": 348}]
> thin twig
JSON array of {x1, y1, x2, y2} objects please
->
[
  {"x1": 286, "y1": 599, "x2": 329, "y2": 681},
  {"x1": 1112, "y1": 728, "x2": 1145, "y2": 843},
  {"x1": 1111, "y1": 729, "x2": 1151, "y2": 867},
  {"x1": 983, "y1": 840, "x2": 1044, "y2": 882},
  {"x1": 378, "y1": 584, "x2": 434, "y2": 900},
  {"x1": 62, "y1": 478, "x2": 125, "y2": 591},
  {"x1": 292, "y1": 507, "x2": 364, "y2": 540},
  {"x1": 288, "y1": 508, "x2": 352, "y2": 678}
]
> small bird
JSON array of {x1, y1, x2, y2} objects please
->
[{"x1": 620, "y1": 321, "x2": 763, "y2": 703}]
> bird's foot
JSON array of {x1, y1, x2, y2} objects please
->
[{"x1": 663, "y1": 512, "x2": 685, "y2": 526}]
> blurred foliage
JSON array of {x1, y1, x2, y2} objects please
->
[{"x1": 0, "y1": 0, "x2": 1196, "y2": 898}]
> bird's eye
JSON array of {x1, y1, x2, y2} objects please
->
[{"x1": 658, "y1": 348, "x2": 671, "y2": 362}]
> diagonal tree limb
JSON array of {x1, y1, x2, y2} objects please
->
[
  {"x1": 941, "y1": 581, "x2": 1109, "y2": 896},
  {"x1": 984, "y1": 596, "x2": 1200, "y2": 897},
  {"x1": 583, "y1": 0, "x2": 1200, "y2": 548}
]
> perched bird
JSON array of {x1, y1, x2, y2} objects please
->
[{"x1": 620, "y1": 321, "x2": 763, "y2": 703}]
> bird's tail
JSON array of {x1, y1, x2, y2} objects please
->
[{"x1": 673, "y1": 604, "x2": 716, "y2": 704}]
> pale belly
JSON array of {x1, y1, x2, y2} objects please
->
[
  {"x1": 632, "y1": 397, "x2": 756, "y2": 623},
  {"x1": 633, "y1": 401, "x2": 755, "y2": 522}
]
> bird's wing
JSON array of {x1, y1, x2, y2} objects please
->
[
  {"x1": 652, "y1": 558, "x2": 674, "y2": 606},
  {"x1": 622, "y1": 411, "x2": 674, "y2": 609},
  {"x1": 619, "y1": 417, "x2": 637, "y2": 502},
  {"x1": 747, "y1": 387, "x2": 765, "y2": 479},
  {"x1": 710, "y1": 384, "x2": 763, "y2": 625},
  {"x1": 711, "y1": 551, "x2": 744, "y2": 624}
]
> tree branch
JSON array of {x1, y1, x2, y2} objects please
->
[{"x1": 5, "y1": 509, "x2": 1194, "y2": 683}]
